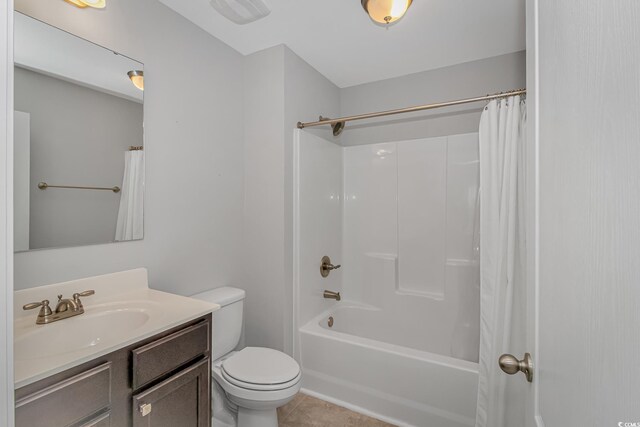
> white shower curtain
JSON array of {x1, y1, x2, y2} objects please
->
[
  {"x1": 115, "y1": 150, "x2": 144, "y2": 241},
  {"x1": 475, "y1": 96, "x2": 527, "y2": 427}
]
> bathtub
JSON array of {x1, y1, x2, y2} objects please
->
[{"x1": 298, "y1": 303, "x2": 479, "y2": 427}]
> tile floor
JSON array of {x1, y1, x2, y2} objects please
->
[{"x1": 277, "y1": 393, "x2": 396, "y2": 426}]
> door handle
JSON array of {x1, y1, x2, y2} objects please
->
[{"x1": 499, "y1": 352, "x2": 533, "y2": 383}]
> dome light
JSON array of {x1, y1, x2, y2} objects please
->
[
  {"x1": 361, "y1": 0, "x2": 412, "y2": 25},
  {"x1": 64, "y1": 0, "x2": 106, "y2": 9},
  {"x1": 127, "y1": 70, "x2": 144, "y2": 91}
]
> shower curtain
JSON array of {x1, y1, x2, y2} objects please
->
[
  {"x1": 475, "y1": 96, "x2": 527, "y2": 427},
  {"x1": 115, "y1": 150, "x2": 144, "y2": 241}
]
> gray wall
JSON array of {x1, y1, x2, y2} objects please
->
[
  {"x1": 14, "y1": 67, "x2": 143, "y2": 250},
  {"x1": 242, "y1": 45, "x2": 339, "y2": 354},
  {"x1": 339, "y1": 51, "x2": 526, "y2": 146},
  {"x1": 13, "y1": 0, "x2": 245, "y2": 294}
]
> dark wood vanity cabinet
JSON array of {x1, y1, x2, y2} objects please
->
[{"x1": 15, "y1": 314, "x2": 212, "y2": 427}]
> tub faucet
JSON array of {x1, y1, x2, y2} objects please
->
[
  {"x1": 320, "y1": 256, "x2": 341, "y2": 278},
  {"x1": 323, "y1": 290, "x2": 341, "y2": 301}
]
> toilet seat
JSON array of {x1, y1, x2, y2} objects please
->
[
  {"x1": 221, "y1": 347, "x2": 301, "y2": 392},
  {"x1": 222, "y1": 369, "x2": 302, "y2": 391}
]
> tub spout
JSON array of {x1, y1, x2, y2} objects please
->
[{"x1": 323, "y1": 290, "x2": 341, "y2": 301}]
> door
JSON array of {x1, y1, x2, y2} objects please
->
[
  {"x1": 518, "y1": 0, "x2": 640, "y2": 426},
  {"x1": 132, "y1": 358, "x2": 210, "y2": 427}
]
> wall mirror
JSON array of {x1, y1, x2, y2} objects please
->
[{"x1": 13, "y1": 12, "x2": 144, "y2": 252}]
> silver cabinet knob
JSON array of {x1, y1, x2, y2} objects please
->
[
  {"x1": 499, "y1": 352, "x2": 533, "y2": 383},
  {"x1": 139, "y1": 403, "x2": 152, "y2": 416}
]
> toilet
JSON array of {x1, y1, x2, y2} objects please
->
[{"x1": 191, "y1": 287, "x2": 301, "y2": 427}]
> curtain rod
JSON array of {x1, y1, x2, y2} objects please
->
[{"x1": 297, "y1": 88, "x2": 526, "y2": 130}]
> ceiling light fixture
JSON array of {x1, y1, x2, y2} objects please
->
[
  {"x1": 64, "y1": 0, "x2": 106, "y2": 9},
  {"x1": 361, "y1": 0, "x2": 412, "y2": 25},
  {"x1": 209, "y1": 0, "x2": 271, "y2": 25},
  {"x1": 127, "y1": 70, "x2": 144, "y2": 91}
]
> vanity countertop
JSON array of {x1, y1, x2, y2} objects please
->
[{"x1": 13, "y1": 269, "x2": 219, "y2": 389}]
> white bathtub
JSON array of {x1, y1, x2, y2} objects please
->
[{"x1": 299, "y1": 304, "x2": 479, "y2": 427}]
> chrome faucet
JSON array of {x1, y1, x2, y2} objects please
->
[
  {"x1": 323, "y1": 290, "x2": 341, "y2": 301},
  {"x1": 23, "y1": 290, "x2": 95, "y2": 325}
]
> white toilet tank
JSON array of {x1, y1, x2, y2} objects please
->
[{"x1": 191, "y1": 286, "x2": 245, "y2": 361}]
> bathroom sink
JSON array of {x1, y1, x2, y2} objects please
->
[
  {"x1": 15, "y1": 306, "x2": 152, "y2": 360},
  {"x1": 13, "y1": 269, "x2": 220, "y2": 389}
]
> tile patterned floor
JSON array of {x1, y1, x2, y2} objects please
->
[{"x1": 277, "y1": 393, "x2": 396, "y2": 426}]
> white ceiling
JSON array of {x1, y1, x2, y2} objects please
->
[
  {"x1": 158, "y1": 0, "x2": 525, "y2": 88},
  {"x1": 15, "y1": 12, "x2": 144, "y2": 102}
]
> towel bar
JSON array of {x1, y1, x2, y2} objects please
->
[{"x1": 37, "y1": 182, "x2": 121, "y2": 193}]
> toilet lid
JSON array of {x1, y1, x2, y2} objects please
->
[{"x1": 221, "y1": 347, "x2": 300, "y2": 386}]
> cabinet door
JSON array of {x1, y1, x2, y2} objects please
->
[{"x1": 132, "y1": 358, "x2": 210, "y2": 427}]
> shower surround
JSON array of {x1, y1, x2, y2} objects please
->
[{"x1": 293, "y1": 130, "x2": 481, "y2": 426}]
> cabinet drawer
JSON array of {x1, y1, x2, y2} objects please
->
[
  {"x1": 132, "y1": 321, "x2": 209, "y2": 390},
  {"x1": 15, "y1": 362, "x2": 112, "y2": 427}
]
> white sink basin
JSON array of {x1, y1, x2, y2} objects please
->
[
  {"x1": 13, "y1": 269, "x2": 220, "y2": 389},
  {"x1": 15, "y1": 304, "x2": 153, "y2": 360}
]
